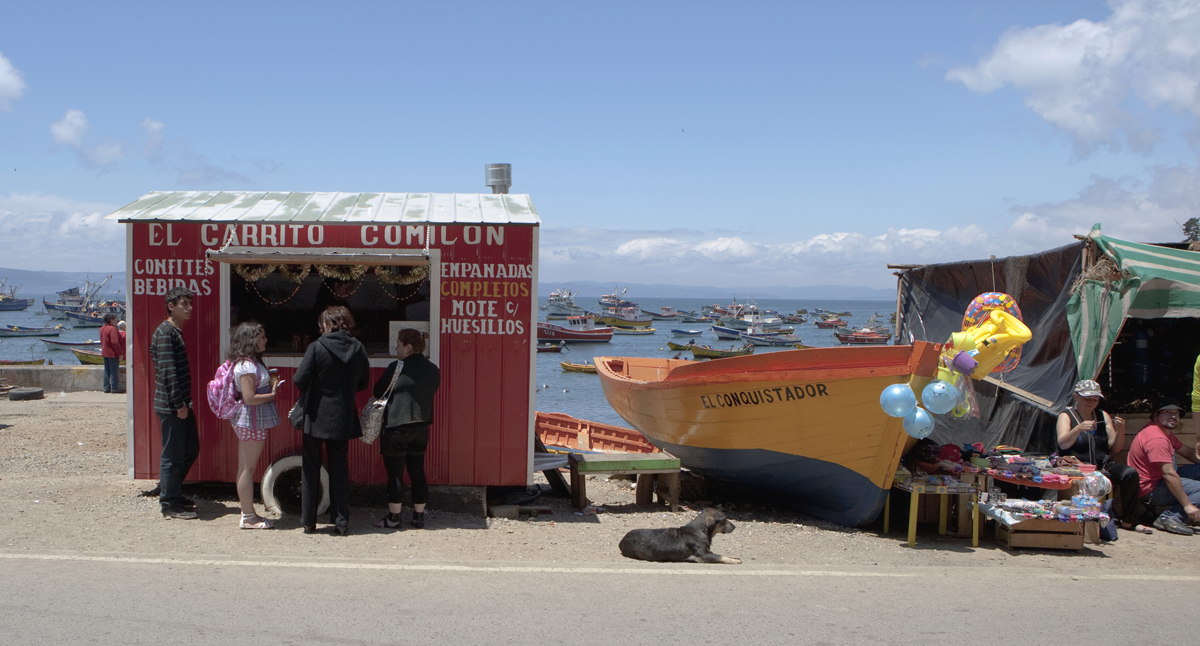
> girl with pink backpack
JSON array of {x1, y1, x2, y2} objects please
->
[{"x1": 226, "y1": 322, "x2": 282, "y2": 529}]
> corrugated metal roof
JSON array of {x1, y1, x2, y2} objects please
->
[{"x1": 106, "y1": 191, "x2": 541, "y2": 225}]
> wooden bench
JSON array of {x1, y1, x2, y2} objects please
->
[{"x1": 568, "y1": 452, "x2": 681, "y2": 511}]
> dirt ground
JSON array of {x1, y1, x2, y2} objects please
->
[{"x1": 2, "y1": 391, "x2": 1199, "y2": 570}]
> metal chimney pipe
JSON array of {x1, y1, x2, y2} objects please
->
[{"x1": 484, "y1": 163, "x2": 512, "y2": 194}]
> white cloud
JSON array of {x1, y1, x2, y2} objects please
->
[
  {"x1": 946, "y1": 0, "x2": 1200, "y2": 153},
  {"x1": 539, "y1": 159, "x2": 1200, "y2": 287},
  {"x1": 0, "y1": 51, "x2": 27, "y2": 112},
  {"x1": 50, "y1": 109, "x2": 88, "y2": 146},
  {"x1": 0, "y1": 194, "x2": 122, "y2": 271},
  {"x1": 49, "y1": 109, "x2": 125, "y2": 171},
  {"x1": 139, "y1": 117, "x2": 250, "y2": 186}
]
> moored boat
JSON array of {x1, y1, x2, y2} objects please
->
[
  {"x1": 594, "y1": 342, "x2": 941, "y2": 527},
  {"x1": 711, "y1": 324, "x2": 743, "y2": 340},
  {"x1": 0, "y1": 358, "x2": 47, "y2": 365},
  {"x1": 593, "y1": 306, "x2": 653, "y2": 328},
  {"x1": 688, "y1": 343, "x2": 755, "y2": 359},
  {"x1": 40, "y1": 338, "x2": 101, "y2": 349},
  {"x1": 670, "y1": 328, "x2": 704, "y2": 337},
  {"x1": 64, "y1": 311, "x2": 105, "y2": 327},
  {"x1": 537, "y1": 317, "x2": 614, "y2": 343},
  {"x1": 815, "y1": 316, "x2": 846, "y2": 329},
  {"x1": 0, "y1": 325, "x2": 66, "y2": 337},
  {"x1": 0, "y1": 278, "x2": 34, "y2": 311},
  {"x1": 560, "y1": 360, "x2": 597, "y2": 373},
  {"x1": 71, "y1": 348, "x2": 126, "y2": 365},
  {"x1": 640, "y1": 306, "x2": 681, "y2": 320},
  {"x1": 536, "y1": 342, "x2": 565, "y2": 353},
  {"x1": 545, "y1": 287, "x2": 586, "y2": 319},
  {"x1": 612, "y1": 326, "x2": 656, "y2": 335},
  {"x1": 740, "y1": 330, "x2": 804, "y2": 346}
]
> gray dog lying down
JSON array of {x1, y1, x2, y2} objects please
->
[{"x1": 618, "y1": 508, "x2": 741, "y2": 564}]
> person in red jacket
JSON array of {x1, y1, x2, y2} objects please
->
[{"x1": 99, "y1": 313, "x2": 125, "y2": 393}]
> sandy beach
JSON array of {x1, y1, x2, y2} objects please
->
[{"x1": 2, "y1": 391, "x2": 1199, "y2": 571}]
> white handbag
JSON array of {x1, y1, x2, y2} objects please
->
[{"x1": 360, "y1": 361, "x2": 402, "y2": 444}]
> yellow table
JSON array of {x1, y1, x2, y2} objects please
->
[{"x1": 884, "y1": 480, "x2": 979, "y2": 548}]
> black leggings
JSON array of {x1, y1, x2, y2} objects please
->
[{"x1": 382, "y1": 424, "x2": 429, "y2": 506}]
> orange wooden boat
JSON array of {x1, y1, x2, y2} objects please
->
[{"x1": 594, "y1": 342, "x2": 941, "y2": 527}]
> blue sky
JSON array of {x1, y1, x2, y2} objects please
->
[{"x1": 1, "y1": 1, "x2": 1198, "y2": 288}]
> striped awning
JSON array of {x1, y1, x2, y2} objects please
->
[{"x1": 1067, "y1": 226, "x2": 1200, "y2": 379}]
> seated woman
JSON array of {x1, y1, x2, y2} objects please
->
[{"x1": 1056, "y1": 379, "x2": 1147, "y2": 533}]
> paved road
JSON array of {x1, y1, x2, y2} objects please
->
[{"x1": 1, "y1": 551, "x2": 1194, "y2": 645}]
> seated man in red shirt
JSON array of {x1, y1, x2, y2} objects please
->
[{"x1": 1127, "y1": 397, "x2": 1200, "y2": 535}]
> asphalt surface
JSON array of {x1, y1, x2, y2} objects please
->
[{"x1": 2, "y1": 551, "x2": 1195, "y2": 645}]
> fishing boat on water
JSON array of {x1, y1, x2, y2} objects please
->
[
  {"x1": 594, "y1": 343, "x2": 941, "y2": 527},
  {"x1": 43, "y1": 275, "x2": 125, "y2": 320},
  {"x1": 0, "y1": 278, "x2": 34, "y2": 311},
  {"x1": 64, "y1": 311, "x2": 105, "y2": 327},
  {"x1": 815, "y1": 315, "x2": 846, "y2": 329},
  {"x1": 545, "y1": 287, "x2": 586, "y2": 319},
  {"x1": 593, "y1": 306, "x2": 653, "y2": 328},
  {"x1": 0, "y1": 358, "x2": 47, "y2": 365},
  {"x1": 40, "y1": 338, "x2": 101, "y2": 349},
  {"x1": 668, "y1": 340, "x2": 754, "y2": 358},
  {"x1": 612, "y1": 326, "x2": 656, "y2": 335},
  {"x1": 598, "y1": 287, "x2": 638, "y2": 309},
  {"x1": 560, "y1": 360, "x2": 597, "y2": 374},
  {"x1": 537, "y1": 317, "x2": 614, "y2": 343},
  {"x1": 670, "y1": 328, "x2": 704, "y2": 337},
  {"x1": 71, "y1": 348, "x2": 125, "y2": 365},
  {"x1": 740, "y1": 327, "x2": 804, "y2": 346},
  {"x1": 711, "y1": 325, "x2": 744, "y2": 340},
  {"x1": 640, "y1": 306, "x2": 681, "y2": 320},
  {"x1": 0, "y1": 324, "x2": 66, "y2": 337}
]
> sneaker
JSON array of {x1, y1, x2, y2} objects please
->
[
  {"x1": 180, "y1": 497, "x2": 197, "y2": 510},
  {"x1": 411, "y1": 510, "x2": 427, "y2": 529},
  {"x1": 1153, "y1": 515, "x2": 1194, "y2": 536},
  {"x1": 162, "y1": 507, "x2": 199, "y2": 520}
]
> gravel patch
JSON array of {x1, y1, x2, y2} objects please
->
[{"x1": 2, "y1": 392, "x2": 1199, "y2": 571}]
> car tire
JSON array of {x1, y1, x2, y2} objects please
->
[
  {"x1": 261, "y1": 454, "x2": 328, "y2": 517},
  {"x1": 8, "y1": 387, "x2": 44, "y2": 401}
]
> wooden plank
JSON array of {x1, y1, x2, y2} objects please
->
[{"x1": 571, "y1": 453, "x2": 680, "y2": 472}]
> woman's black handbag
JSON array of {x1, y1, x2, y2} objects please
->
[{"x1": 288, "y1": 392, "x2": 307, "y2": 430}]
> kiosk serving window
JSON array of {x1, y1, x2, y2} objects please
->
[{"x1": 228, "y1": 261, "x2": 431, "y2": 358}]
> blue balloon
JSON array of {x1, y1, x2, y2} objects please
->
[
  {"x1": 921, "y1": 380, "x2": 959, "y2": 415},
  {"x1": 903, "y1": 407, "x2": 935, "y2": 439},
  {"x1": 880, "y1": 384, "x2": 917, "y2": 418}
]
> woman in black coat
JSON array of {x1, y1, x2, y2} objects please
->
[
  {"x1": 372, "y1": 328, "x2": 440, "y2": 530},
  {"x1": 293, "y1": 306, "x2": 369, "y2": 536}
]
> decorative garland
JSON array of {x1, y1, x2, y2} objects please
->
[
  {"x1": 317, "y1": 264, "x2": 369, "y2": 281},
  {"x1": 246, "y1": 280, "x2": 306, "y2": 307},
  {"x1": 374, "y1": 265, "x2": 429, "y2": 285},
  {"x1": 234, "y1": 264, "x2": 278, "y2": 282},
  {"x1": 276, "y1": 264, "x2": 311, "y2": 284},
  {"x1": 377, "y1": 279, "x2": 426, "y2": 302}
]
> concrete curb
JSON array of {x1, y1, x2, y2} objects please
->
[{"x1": 0, "y1": 365, "x2": 126, "y2": 392}]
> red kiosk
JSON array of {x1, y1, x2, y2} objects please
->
[{"x1": 108, "y1": 191, "x2": 540, "y2": 512}]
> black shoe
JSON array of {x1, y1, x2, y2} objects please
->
[
  {"x1": 162, "y1": 507, "x2": 198, "y2": 520},
  {"x1": 333, "y1": 524, "x2": 349, "y2": 536},
  {"x1": 411, "y1": 510, "x2": 427, "y2": 529},
  {"x1": 1154, "y1": 516, "x2": 1195, "y2": 536},
  {"x1": 180, "y1": 497, "x2": 196, "y2": 510},
  {"x1": 302, "y1": 525, "x2": 317, "y2": 534},
  {"x1": 373, "y1": 513, "x2": 403, "y2": 529}
]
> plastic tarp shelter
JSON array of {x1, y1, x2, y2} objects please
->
[
  {"x1": 1067, "y1": 226, "x2": 1200, "y2": 382},
  {"x1": 895, "y1": 242, "x2": 1084, "y2": 452}
]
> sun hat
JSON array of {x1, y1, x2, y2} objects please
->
[
  {"x1": 1072, "y1": 379, "x2": 1103, "y2": 398},
  {"x1": 1151, "y1": 397, "x2": 1183, "y2": 415}
]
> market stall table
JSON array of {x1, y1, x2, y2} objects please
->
[{"x1": 884, "y1": 477, "x2": 980, "y2": 548}]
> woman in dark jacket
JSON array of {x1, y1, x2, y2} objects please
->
[
  {"x1": 293, "y1": 306, "x2": 369, "y2": 536},
  {"x1": 372, "y1": 328, "x2": 440, "y2": 530}
]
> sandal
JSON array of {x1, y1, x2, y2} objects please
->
[
  {"x1": 240, "y1": 513, "x2": 274, "y2": 530},
  {"x1": 373, "y1": 513, "x2": 403, "y2": 529}
]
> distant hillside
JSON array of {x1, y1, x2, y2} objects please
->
[
  {"x1": 0, "y1": 267, "x2": 127, "y2": 295},
  {"x1": 538, "y1": 281, "x2": 894, "y2": 301}
]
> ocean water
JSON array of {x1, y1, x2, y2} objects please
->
[
  {"x1": 0, "y1": 294, "x2": 125, "y2": 365},
  {"x1": 2, "y1": 293, "x2": 894, "y2": 428},
  {"x1": 534, "y1": 296, "x2": 895, "y2": 426}
]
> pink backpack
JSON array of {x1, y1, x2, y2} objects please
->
[{"x1": 207, "y1": 360, "x2": 242, "y2": 420}]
